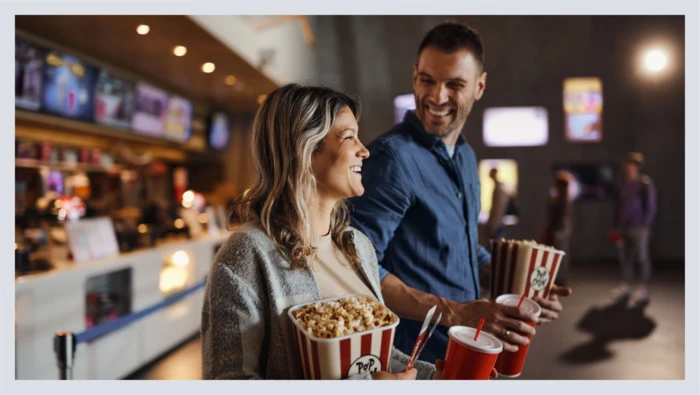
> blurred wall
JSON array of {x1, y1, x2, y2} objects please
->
[{"x1": 315, "y1": 15, "x2": 685, "y2": 262}]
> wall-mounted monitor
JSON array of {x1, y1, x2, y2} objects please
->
[
  {"x1": 207, "y1": 111, "x2": 232, "y2": 151},
  {"x1": 15, "y1": 38, "x2": 45, "y2": 111},
  {"x1": 131, "y1": 82, "x2": 167, "y2": 137},
  {"x1": 478, "y1": 159, "x2": 519, "y2": 225},
  {"x1": 94, "y1": 69, "x2": 136, "y2": 130},
  {"x1": 551, "y1": 162, "x2": 615, "y2": 200},
  {"x1": 483, "y1": 107, "x2": 549, "y2": 147},
  {"x1": 163, "y1": 96, "x2": 193, "y2": 142},
  {"x1": 393, "y1": 94, "x2": 415, "y2": 124},
  {"x1": 563, "y1": 77, "x2": 603, "y2": 143},
  {"x1": 41, "y1": 50, "x2": 98, "y2": 121}
]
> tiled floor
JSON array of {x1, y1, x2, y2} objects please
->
[{"x1": 126, "y1": 260, "x2": 685, "y2": 380}]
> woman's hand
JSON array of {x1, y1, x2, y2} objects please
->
[{"x1": 372, "y1": 368, "x2": 418, "y2": 380}]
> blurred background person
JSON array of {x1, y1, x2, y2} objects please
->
[
  {"x1": 543, "y1": 171, "x2": 574, "y2": 286},
  {"x1": 610, "y1": 152, "x2": 657, "y2": 305},
  {"x1": 486, "y1": 167, "x2": 509, "y2": 240}
]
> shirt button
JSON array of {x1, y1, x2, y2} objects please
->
[{"x1": 457, "y1": 192, "x2": 462, "y2": 198}]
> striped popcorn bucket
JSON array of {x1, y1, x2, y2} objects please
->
[
  {"x1": 489, "y1": 240, "x2": 566, "y2": 301},
  {"x1": 287, "y1": 294, "x2": 400, "y2": 380}
]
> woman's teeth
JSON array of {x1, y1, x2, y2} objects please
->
[{"x1": 350, "y1": 166, "x2": 362, "y2": 173}]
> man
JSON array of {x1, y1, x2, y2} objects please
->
[
  {"x1": 486, "y1": 168, "x2": 509, "y2": 240},
  {"x1": 611, "y1": 152, "x2": 657, "y2": 305},
  {"x1": 350, "y1": 21, "x2": 572, "y2": 364}
]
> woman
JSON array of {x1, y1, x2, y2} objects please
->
[{"x1": 201, "y1": 84, "x2": 437, "y2": 380}]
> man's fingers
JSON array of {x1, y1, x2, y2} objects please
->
[
  {"x1": 539, "y1": 308, "x2": 559, "y2": 321},
  {"x1": 499, "y1": 317, "x2": 536, "y2": 336},
  {"x1": 550, "y1": 285, "x2": 573, "y2": 297},
  {"x1": 502, "y1": 305, "x2": 538, "y2": 323},
  {"x1": 534, "y1": 297, "x2": 563, "y2": 313}
]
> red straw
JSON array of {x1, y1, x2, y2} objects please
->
[
  {"x1": 517, "y1": 293, "x2": 527, "y2": 309},
  {"x1": 473, "y1": 318, "x2": 485, "y2": 341}
]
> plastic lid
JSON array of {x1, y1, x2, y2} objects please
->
[
  {"x1": 448, "y1": 326, "x2": 503, "y2": 354},
  {"x1": 496, "y1": 294, "x2": 542, "y2": 318}
]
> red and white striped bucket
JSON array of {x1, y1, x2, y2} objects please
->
[
  {"x1": 288, "y1": 294, "x2": 400, "y2": 380},
  {"x1": 489, "y1": 240, "x2": 566, "y2": 301}
]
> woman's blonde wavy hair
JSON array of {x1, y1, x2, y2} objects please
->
[{"x1": 230, "y1": 84, "x2": 363, "y2": 270}]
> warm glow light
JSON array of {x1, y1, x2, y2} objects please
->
[
  {"x1": 174, "y1": 218, "x2": 185, "y2": 229},
  {"x1": 54, "y1": 200, "x2": 63, "y2": 208},
  {"x1": 257, "y1": 95, "x2": 267, "y2": 105},
  {"x1": 172, "y1": 250, "x2": 190, "y2": 267},
  {"x1": 136, "y1": 24, "x2": 150, "y2": 35},
  {"x1": 201, "y1": 62, "x2": 216, "y2": 73},
  {"x1": 182, "y1": 190, "x2": 195, "y2": 203},
  {"x1": 645, "y1": 50, "x2": 667, "y2": 72},
  {"x1": 57, "y1": 209, "x2": 67, "y2": 221},
  {"x1": 225, "y1": 75, "x2": 237, "y2": 86},
  {"x1": 173, "y1": 45, "x2": 187, "y2": 57},
  {"x1": 197, "y1": 213, "x2": 208, "y2": 223},
  {"x1": 15, "y1": 243, "x2": 18, "y2": 250},
  {"x1": 138, "y1": 224, "x2": 148, "y2": 234},
  {"x1": 159, "y1": 266, "x2": 187, "y2": 295}
]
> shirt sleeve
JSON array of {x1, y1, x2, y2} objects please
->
[
  {"x1": 377, "y1": 264, "x2": 390, "y2": 282},
  {"x1": 349, "y1": 143, "x2": 412, "y2": 264},
  {"x1": 477, "y1": 244, "x2": 491, "y2": 267}
]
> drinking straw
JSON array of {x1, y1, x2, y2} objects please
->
[
  {"x1": 517, "y1": 293, "x2": 527, "y2": 309},
  {"x1": 473, "y1": 318, "x2": 485, "y2": 341}
]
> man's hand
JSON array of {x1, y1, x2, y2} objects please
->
[
  {"x1": 533, "y1": 285, "x2": 572, "y2": 324},
  {"x1": 446, "y1": 299, "x2": 537, "y2": 353}
]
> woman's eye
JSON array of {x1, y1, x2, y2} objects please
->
[{"x1": 344, "y1": 136, "x2": 355, "y2": 141}]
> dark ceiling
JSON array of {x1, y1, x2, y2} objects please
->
[{"x1": 16, "y1": 15, "x2": 279, "y2": 112}]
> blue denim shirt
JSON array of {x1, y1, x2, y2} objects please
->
[{"x1": 349, "y1": 111, "x2": 491, "y2": 363}]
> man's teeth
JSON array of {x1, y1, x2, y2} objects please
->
[
  {"x1": 429, "y1": 108, "x2": 450, "y2": 116},
  {"x1": 351, "y1": 166, "x2": 362, "y2": 173}
]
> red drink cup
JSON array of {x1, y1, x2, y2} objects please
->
[
  {"x1": 442, "y1": 326, "x2": 503, "y2": 380},
  {"x1": 493, "y1": 294, "x2": 542, "y2": 378}
]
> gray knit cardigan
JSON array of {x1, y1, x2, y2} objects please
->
[{"x1": 201, "y1": 221, "x2": 436, "y2": 380}]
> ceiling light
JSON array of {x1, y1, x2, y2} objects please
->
[
  {"x1": 201, "y1": 62, "x2": 216, "y2": 73},
  {"x1": 645, "y1": 50, "x2": 667, "y2": 72},
  {"x1": 257, "y1": 94, "x2": 267, "y2": 105},
  {"x1": 136, "y1": 24, "x2": 150, "y2": 35},
  {"x1": 225, "y1": 75, "x2": 237, "y2": 86},
  {"x1": 173, "y1": 45, "x2": 187, "y2": 57}
]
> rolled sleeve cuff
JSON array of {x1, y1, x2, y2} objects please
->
[{"x1": 378, "y1": 264, "x2": 390, "y2": 282}]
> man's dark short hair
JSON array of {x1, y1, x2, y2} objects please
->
[{"x1": 418, "y1": 21, "x2": 485, "y2": 69}]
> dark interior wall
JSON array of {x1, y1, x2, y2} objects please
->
[{"x1": 313, "y1": 15, "x2": 685, "y2": 262}]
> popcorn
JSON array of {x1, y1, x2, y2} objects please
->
[
  {"x1": 496, "y1": 238, "x2": 557, "y2": 250},
  {"x1": 293, "y1": 295, "x2": 396, "y2": 338}
]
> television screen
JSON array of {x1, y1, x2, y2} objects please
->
[
  {"x1": 393, "y1": 94, "x2": 415, "y2": 124},
  {"x1": 551, "y1": 163, "x2": 615, "y2": 200},
  {"x1": 15, "y1": 38, "x2": 44, "y2": 111},
  {"x1": 132, "y1": 82, "x2": 167, "y2": 137},
  {"x1": 41, "y1": 50, "x2": 97, "y2": 120},
  {"x1": 563, "y1": 77, "x2": 603, "y2": 142},
  {"x1": 207, "y1": 111, "x2": 232, "y2": 150},
  {"x1": 164, "y1": 96, "x2": 193, "y2": 142},
  {"x1": 94, "y1": 69, "x2": 136, "y2": 129},
  {"x1": 478, "y1": 159, "x2": 519, "y2": 225},
  {"x1": 483, "y1": 107, "x2": 549, "y2": 147}
]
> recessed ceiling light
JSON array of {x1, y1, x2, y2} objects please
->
[
  {"x1": 173, "y1": 46, "x2": 187, "y2": 57},
  {"x1": 257, "y1": 94, "x2": 267, "y2": 104},
  {"x1": 225, "y1": 75, "x2": 237, "y2": 86},
  {"x1": 136, "y1": 24, "x2": 150, "y2": 35},
  {"x1": 201, "y1": 62, "x2": 216, "y2": 73}
]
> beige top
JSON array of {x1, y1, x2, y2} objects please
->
[{"x1": 311, "y1": 232, "x2": 375, "y2": 299}]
